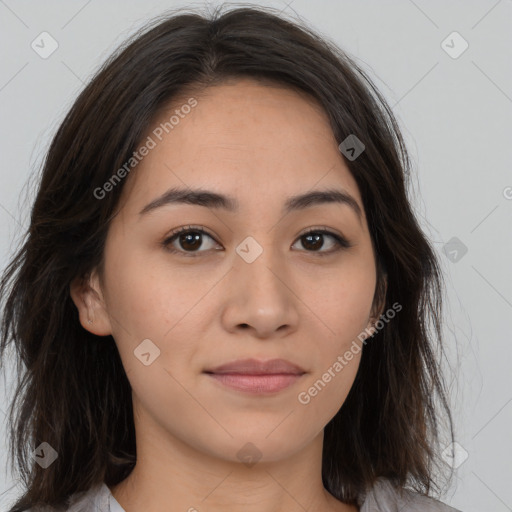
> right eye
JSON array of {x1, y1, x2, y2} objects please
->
[{"x1": 161, "y1": 225, "x2": 223, "y2": 257}]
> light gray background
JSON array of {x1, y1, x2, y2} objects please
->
[{"x1": 0, "y1": 1, "x2": 511, "y2": 511}]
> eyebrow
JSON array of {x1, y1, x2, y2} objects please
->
[{"x1": 139, "y1": 186, "x2": 362, "y2": 221}]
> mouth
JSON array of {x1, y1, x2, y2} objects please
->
[{"x1": 203, "y1": 358, "x2": 307, "y2": 394}]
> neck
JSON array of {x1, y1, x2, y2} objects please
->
[{"x1": 109, "y1": 416, "x2": 357, "y2": 512}]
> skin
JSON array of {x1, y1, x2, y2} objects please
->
[{"x1": 71, "y1": 78, "x2": 385, "y2": 512}]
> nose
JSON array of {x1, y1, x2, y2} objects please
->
[{"x1": 220, "y1": 247, "x2": 300, "y2": 339}]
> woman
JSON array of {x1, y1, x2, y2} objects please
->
[{"x1": 0, "y1": 5, "x2": 461, "y2": 511}]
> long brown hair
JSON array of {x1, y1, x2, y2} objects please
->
[{"x1": 0, "y1": 5, "x2": 455, "y2": 510}]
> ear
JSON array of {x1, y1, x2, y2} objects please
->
[{"x1": 70, "y1": 269, "x2": 113, "y2": 336}]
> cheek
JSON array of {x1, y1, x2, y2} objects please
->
[
  {"x1": 312, "y1": 259, "x2": 376, "y2": 342},
  {"x1": 293, "y1": 266, "x2": 374, "y2": 423},
  {"x1": 299, "y1": 352, "x2": 361, "y2": 420},
  {"x1": 103, "y1": 239, "x2": 206, "y2": 334},
  {"x1": 299, "y1": 291, "x2": 369, "y2": 425},
  {"x1": 101, "y1": 246, "x2": 212, "y2": 382}
]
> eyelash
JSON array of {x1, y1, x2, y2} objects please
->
[{"x1": 161, "y1": 225, "x2": 352, "y2": 258}]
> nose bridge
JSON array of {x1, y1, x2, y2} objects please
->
[
  {"x1": 221, "y1": 234, "x2": 299, "y2": 336},
  {"x1": 239, "y1": 244, "x2": 283, "y2": 299},
  {"x1": 236, "y1": 234, "x2": 287, "y2": 304}
]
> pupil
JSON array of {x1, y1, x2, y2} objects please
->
[
  {"x1": 177, "y1": 232, "x2": 324, "y2": 252},
  {"x1": 304, "y1": 234, "x2": 322, "y2": 250},
  {"x1": 180, "y1": 232, "x2": 201, "y2": 250}
]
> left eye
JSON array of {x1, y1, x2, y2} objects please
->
[
  {"x1": 162, "y1": 226, "x2": 351, "y2": 257},
  {"x1": 292, "y1": 230, "x2": 350, "y2": 254},
  {"x1": 162, "y1": 227, "x2": 221, "y2": 255}
]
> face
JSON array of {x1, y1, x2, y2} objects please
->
[{"x1": 72, "y1": 78, "x2": 383, "y2": 464}]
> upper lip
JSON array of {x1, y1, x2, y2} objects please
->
[{"x1": 204, "y1": 358, "x2": 306, "y2": 375}]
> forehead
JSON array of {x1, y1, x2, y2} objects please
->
[{"x1": 118, "y1": 79, "x2": 363, "y2": 214}]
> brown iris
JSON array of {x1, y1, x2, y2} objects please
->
[
  {"x1": 301, "y1": 233, "x2": 323, "y2": 251},
  {"x1": 179, "y1": 232, "x2": 203, "y2": 251}
]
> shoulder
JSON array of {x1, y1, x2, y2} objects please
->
[
  {"x1": 24, "y1": 482, "x2": 111, "y2": 512},
  {"x1": 359, "y1": 478, "x2": 462, "y2": 512},
  {"x1": 65, "y1": 482, "x2": 112, "y2": 512}
]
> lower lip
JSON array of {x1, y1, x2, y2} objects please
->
[{"x1": 206, "y1": 373, "x2": 303, "y2": 394}]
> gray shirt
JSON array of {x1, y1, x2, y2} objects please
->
[{"x1": 43, "y1": 477, "x2": 460, "y2": 512}]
